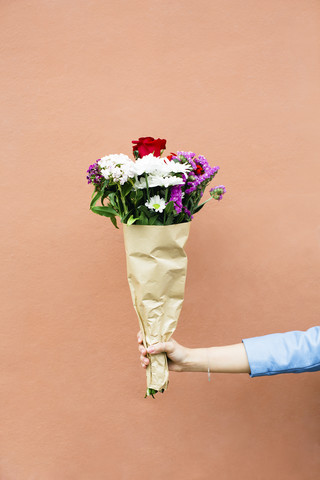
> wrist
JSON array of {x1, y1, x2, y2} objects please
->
[{"x1": 183, "y1": 347, "x2": 209, "y2": 372}]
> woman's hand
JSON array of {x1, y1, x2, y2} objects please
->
[
  {"x1": 138, "y1": 332, "x2": 251, "y2": 374},
  {"x1": 137, "y1": 331, "x2": 191, "y2": 372}
]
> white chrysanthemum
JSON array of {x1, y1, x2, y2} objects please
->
[
  {"x1": 162, "y1": 158, "x2": 192, "y2": 175},
  {"x1": 145, "y1": 195, "x2": 166, "y2": 213},
  {"x1": 155, "y1": 175, "x2": 184, "y2": 188},
  {"x1": 134, "y1": 155, "x2": 162, "y2": 175},
  {"x1": 134, "y1": 174, "x2": 184, "y2": 189},
  {"x1": 134, "y1": 154, "x2": 191, "y2": 176}
]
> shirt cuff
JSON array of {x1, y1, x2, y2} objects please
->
[{"x1": 242, "y1": 327, "x2": 320, "y2": 378}]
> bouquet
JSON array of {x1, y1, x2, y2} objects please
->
[{"x1": 87, "y1": 137, "x2": 226, "y2": 397}]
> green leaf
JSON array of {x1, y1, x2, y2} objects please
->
[
  {"x1": 90, "y1": 190, "x2": 103, "y2": 208},
  {"x1": 110, "y1": 216, "x2": 119, "y2": 229},
  {"x1": 165, "y1": 214, "x2": 174, "y2": 225},
  {"x1": 194, "y1": 197, "x2": 213, "y2": 213},
  {"x1": 139, "y1": 212, "x2": 148, "y2": 225},
  {"x1": 127, "y1": 215, "x2": 138, "y2": 225},
  {"x1": 107, "y1": 193, "x2": 118, "y2": 210},
  {"x1": 121, "y1": 182, "x2": 133, "y2": 197},
  {"x1": 176, "y1": 213, "x2": 186, "y2": 223},
  {"x1": 148, "y1": 215, "x2": 158, "y2": 225},
  {"x1": 135, "y1": 190, "x2": 144, "y2": 202},
  {"x1": 108, "y1": 193, "x2": 116, "y2": 204},
  {"x1": 194, "y1": 203, "x2": 205, "y2": 213},
  {"x1": 91, "y1": 206, "x2": 118, "y2": 217},
  {"x1": 121, "y1": 210, "x2": 133, "y2": 224},
  {"x1": 101, "y1": 191, "x2": 111, "y2": 206},
  {"x1": 138, "y1": 205, "x2": 152, "y2": 217},
  {"x1": 164, "y1": 201, "x2": 174, "y2": 214}
]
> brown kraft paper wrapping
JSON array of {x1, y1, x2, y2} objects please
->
[{"x1": 123, "y1": 223, "x2": 190, "y2": 392}]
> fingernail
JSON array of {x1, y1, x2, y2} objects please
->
[{"x1": 148, "y1": 347, "x2": 155, "y2": 353}]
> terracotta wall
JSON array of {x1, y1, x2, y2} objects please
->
[{"x1": 1, "y1": 1, "x2": 319, "y2": 479}]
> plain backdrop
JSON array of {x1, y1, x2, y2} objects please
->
[{"x1": 1, "y1": 1, "x2": 319, "y2": 479}]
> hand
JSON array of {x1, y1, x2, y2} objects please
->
[{"x1": 137, "y1": 331, "x2": 190, "y2": 372}]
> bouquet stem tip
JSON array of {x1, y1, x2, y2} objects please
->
[{"x1": 144, "y1": 388, "x2": 165, "y2": 399}]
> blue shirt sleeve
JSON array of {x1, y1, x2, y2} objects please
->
[{"x1": 242, "y1": 326, "x2": 320, "y2": 377}]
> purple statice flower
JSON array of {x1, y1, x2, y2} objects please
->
[
  {"x1": 175, "y1": 151, "x2": 196, "y2": 164},
  {"x1": 86, "y1": 161, "x2": 103, "y2": 186},
  {"x1": 183, "y1": 207, "x2": 193, "y2": 220},
  {"x1": 210, "y1": 185, "x2": 226, "y2": 201},
  {"x1": 182, "y1": 153, "x2": 219, "y2": 194},
  {"x1": 169, "y1": 184, "x2": 183, "y2": 214},
  {"x1": 171, "y1": 152, "x2": 198, "y2": 174}
]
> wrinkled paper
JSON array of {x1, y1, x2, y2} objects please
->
[{"x1": 123, "y1": 223, "x2": 190, "y2": 392}]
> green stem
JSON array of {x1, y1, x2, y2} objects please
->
[
  {"x1": 164, "y1": 188, "x2": 169, "y2": 223},
  {"x1": 118, "y1": 185, "x2": 128, "y2": 216},
  {"x1": 144, "y1": 174, "x2": 150, "y2": 202},
  {"x1": 144, "y1": 388, "x2": 164, "y2": 398},
  {"x1": 197, "y1": 196, "x2": 214, "y2": 209}
]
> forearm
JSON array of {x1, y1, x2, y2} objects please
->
[{"x1": 184, "y1": 343, "x2": 251, "y2": 374}]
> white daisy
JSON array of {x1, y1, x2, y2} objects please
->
[{"x1": 145, "y1": 195, "x2": 166, "y2": 213}]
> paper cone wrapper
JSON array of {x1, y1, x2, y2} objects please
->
[{"x1": 123, "y1": 223, "x2": 190, "y2": 392}]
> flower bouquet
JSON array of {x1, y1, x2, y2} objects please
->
[{"x1": 87, "y1": 137, "x2": 226, "y2": 397}]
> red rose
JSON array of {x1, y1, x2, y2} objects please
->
[{"x1": 132, "y1": 137, "x2": 167, "y2": 158}]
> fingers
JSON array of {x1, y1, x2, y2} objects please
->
[
  {"x1": 137, "y1": 331, "x2": 149, "y2": 368},
  {"x1": 147, "y1": 341, "x2": 174, "y2": 355},
  {"x1": 138, "y1": 344, "x2": 147, "y2": 355},
  {"x1": 137, "y1": 332, "x2": 146, "y2": 354},
  {"x1": 137, "y1": 332, "x2": 148, "y2": 366},
  {"x1": 137, "y1": 332, "x2": 175, "y2": 370},
  {"x1": 140, "y1": 354, "x2": 149, "y2": 368}
]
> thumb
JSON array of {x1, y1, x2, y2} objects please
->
[{"x1": 147, "y1": 341, "x2": 174, "y2": 355}]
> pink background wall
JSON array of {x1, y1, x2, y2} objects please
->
[{"x1": 1, "y1": 1, "x2": 319, "y2": 479}]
